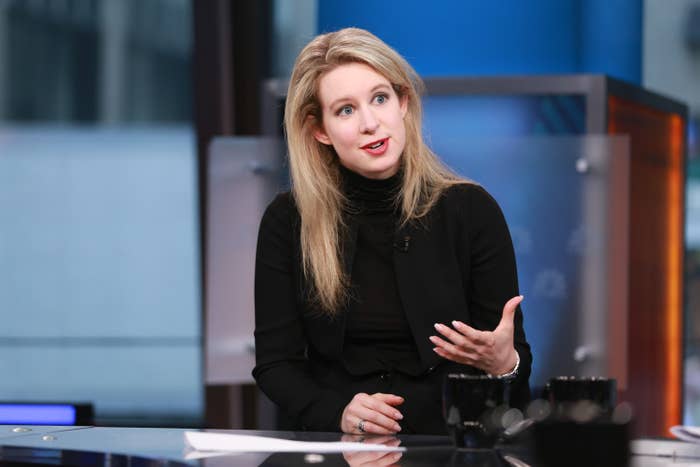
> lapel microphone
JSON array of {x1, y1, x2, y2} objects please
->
[{"x1": 394, "y1": 235, "x2": 411, "y2": 252}]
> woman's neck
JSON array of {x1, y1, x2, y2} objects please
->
[{"x1": 340, "y1": 164, "x2": 402, "y2": 214}]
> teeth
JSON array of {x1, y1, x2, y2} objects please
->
[{"x1": 369, "y1": 141, "x2": 383, "y2": 149}]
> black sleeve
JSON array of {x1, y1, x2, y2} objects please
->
[
  {"x1": 463, "y1": 185, "x2": 532, "y2": 408},
  {"x1": 252, "y1": 194, "x2": 348, "y2": 431}
]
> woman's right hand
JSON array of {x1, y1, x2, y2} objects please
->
[{"x1": 340, "y1": 392, "x2": 404, "y2": 434}]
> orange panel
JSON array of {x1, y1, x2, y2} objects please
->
[{"x1": 608, "y1": 95, "x2": 684, "y2": 437}]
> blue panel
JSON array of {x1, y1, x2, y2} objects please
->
[
  {"x1": 579, "y1": 0, "x2": 642, "y2": 83},
  {"x1": 0, "y1": 404, "x2": 76, "y2": 425},
  {"x1": 318, "y1": 0, "x2": 642, "y2": 81},
  {"x1": 318, "y1": 0, "x2": 579, "y2": 76},
  {"x1": 423, "y1": 94, "x2": 586, "y2": 138}
]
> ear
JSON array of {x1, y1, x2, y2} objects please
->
[
  {"x1": 313, "y1": 127, "x2": 332, "y2": 145},
  {"x1": 309, "y1": 115, "x2": 332, "y2": 145},
  {"x1": 400, "y1": 94, "x2": 409, "y2": 118}
]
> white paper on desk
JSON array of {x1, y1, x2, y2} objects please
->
[
  {"x1": 184, "y1": 431, "x2": 405, "y2": 453},
  {"x1": 670, "y1": 425, "x2": 700, "y2": 443},
  {"x1": 632, "y1": 431, "x2": 700, "y2": 460}
]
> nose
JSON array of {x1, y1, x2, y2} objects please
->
[{"x1": 359, "y1": 106, "x2": 379, "y2": 134}]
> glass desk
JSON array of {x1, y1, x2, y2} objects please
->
[{"x1": 1, "y1": 425, "x2": 699, "y2": 466}]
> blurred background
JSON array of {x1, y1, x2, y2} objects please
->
[{"x1": 0, "y1": 0, "x2": 699, "y2": 434}]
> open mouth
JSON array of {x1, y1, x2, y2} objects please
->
[{"x1": 362, "y1": 138, "x2": 389, "y2": 153}]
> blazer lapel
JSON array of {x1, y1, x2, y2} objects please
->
[
  {"x1": 393, "y1": 218, "x2": 469, "y2": 371},
  {"x1": 393, "y1": 221, "x2": 443, "y2": 370}
]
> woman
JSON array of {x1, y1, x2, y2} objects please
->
[{"x1": 253, "y1": 27, "x2": 531, "y2": 435}]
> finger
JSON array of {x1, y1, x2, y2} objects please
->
[
  {"x1": 342, "y1": 394, "x2": 401, "y2": 434},
  {"x1": 497, "y1": 295, "x2": 523, "y2": 329},
  {"x1": 355, "y1": 417, "x2": 400, "y2": 435},
  {"x1": 355, "y1": 450, "x2": 401, "y2": 466},
  {"x1": 436, "y1": 321, "x2": 492, "y2": 348},
  {"x1": 432, "y1": 341, "x2": 478, "y2": 365},
  {"x1": 432, "y1": 342, "x2": 474, "y2": 359},
  {"x1": 345, "y1": 450, "x2": 401, "y2": 467},
  {"x1": 372, "y1": 393, "x2": 405, "y2": 407},
  {"x1": 430, "y1": 335, "x2": 474, "y2": 361},
  {"x1": 450, "y1": 321, "x2": 492, "y2": 345},
  {"x1": 350, "y1": 398, "x2": 402, "y2": 432},
  {"x1": 372, "y1": 451, "x2": 403, "y2": 467},
  {"x1": 360, "y1": 410, "x2": 402, "y2": 433},
  {"x1": 433, "y1": 322, "x2": 472, "y2": 346},
  {"x1": 343, "y1": 450, "x2": 385, "y2": 465},
  {"x1": 434, "y1": 346, "x2": 462, "y2": 363},
  {"x1": 385, "y1": 438, "x2": 402, "y2": 448},
  {"x1": 363, "y1": 395, "x2": 404, "y2": 421},
  {"x1": 361, "y1": 435, "x2": 401, "y2": 447}
]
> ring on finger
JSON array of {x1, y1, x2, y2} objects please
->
[{"x1": 357, "y1": 419, "x2": 366, "y2": 433}]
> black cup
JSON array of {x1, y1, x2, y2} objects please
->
[
  {"x1": 443, "y1": 374, "x2": 510, "y2": 449},
  {"x1": 545, "y1": 376, "x2": 616, "y2": 420}
]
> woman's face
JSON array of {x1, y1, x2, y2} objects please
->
[{"x1": 313, "y1": 62, "x2": 408, "y2": 180}]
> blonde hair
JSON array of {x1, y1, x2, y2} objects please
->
[{"x1": 285, "y1": 27, "x2": 464, "y2": 314}]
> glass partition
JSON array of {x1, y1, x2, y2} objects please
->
[
  {"x1": 206, "y1": 137, "x2": 282, "y2": 385},
  {"x1": 431, "y1": 135, "x2": 630, "y2": 391},
  {"x1": 206, "y1": 135, "x2": 631, "y2": 395}
]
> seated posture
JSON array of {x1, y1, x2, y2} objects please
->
[{"x1": 253, "y1": 27, "x2": 531, "y2": 435}]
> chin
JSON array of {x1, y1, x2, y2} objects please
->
[{"x1": 380, "y1": 161, "x2": 401, "y2": 176}]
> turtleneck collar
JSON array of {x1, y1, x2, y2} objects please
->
[{"x1": 339, "y1": 164, "x2": 402, "y2": 214}]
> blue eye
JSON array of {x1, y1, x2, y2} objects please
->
[
  {"x1": 375, "y1": 94, "x2": 388, "y2": 104},
  {"x1": 337, "y1": 105, "x2": 353, "y2": 116}
]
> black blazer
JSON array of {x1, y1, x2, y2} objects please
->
[{"x1": 253, "y1": 183, "x2": 532, "y2": 432}]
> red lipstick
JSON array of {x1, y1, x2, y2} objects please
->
[{"x1": 361, "y1": 138, "x2": 389, "y2": 156}]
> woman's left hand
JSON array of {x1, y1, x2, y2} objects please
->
[{"x1": 429, "y1": 295, "x2": 523, "y2": 375}]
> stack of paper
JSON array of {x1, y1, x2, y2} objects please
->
[
  {"x1": 628, "y1": 427, "x2": 700, "y2": 460},
  {"x1": 184, "y1": 431, "x2": 405, "y2": 454}
]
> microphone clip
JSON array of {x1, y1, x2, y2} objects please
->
[{"x1": 394, "y1": 235, "x2": 411, "y2": 253}]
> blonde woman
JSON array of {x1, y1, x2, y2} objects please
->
[{"x1": 253, "y1": 27, "x2": 531, "y2": 435}]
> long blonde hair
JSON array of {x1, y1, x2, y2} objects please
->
[{"x1": 285, "y1": 27, "x2": 464, "y2": 314}]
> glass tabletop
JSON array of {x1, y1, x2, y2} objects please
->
[{"x1": 1, "y1": 425, "x2": 699, "y2": 466}]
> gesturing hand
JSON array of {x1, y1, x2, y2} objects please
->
[
  {"x1": 429, "y1": 295, "x2": 523, "y2": 375},
  {"x1": 340, "y1": 392, "x2": 404, "y2": 435}
]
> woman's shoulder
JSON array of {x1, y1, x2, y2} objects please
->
[
  {"x1": 435, "y1": 181, "x2": 508, "y2": 230},
  {"x1": 441, "y1": 181, "x2": 500, "y2": 211},
  {"x1": 260, "y1": 191, "x2": 299, "y2": 229},
  {"x1": 265, "y1": 191, "x2": 296, "y2": 212}
]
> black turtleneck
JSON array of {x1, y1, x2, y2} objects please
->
[{"x1": 339, "y1": 166, "x2": 424, "y2": 376}]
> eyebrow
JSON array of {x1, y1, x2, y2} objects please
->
[{"x1": 327, "y1": 83, "x2": 392, "y2": 110}]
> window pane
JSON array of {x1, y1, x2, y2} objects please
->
[{"x1": 0, "y1": 0, "x2": 201, "y2": 426}]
